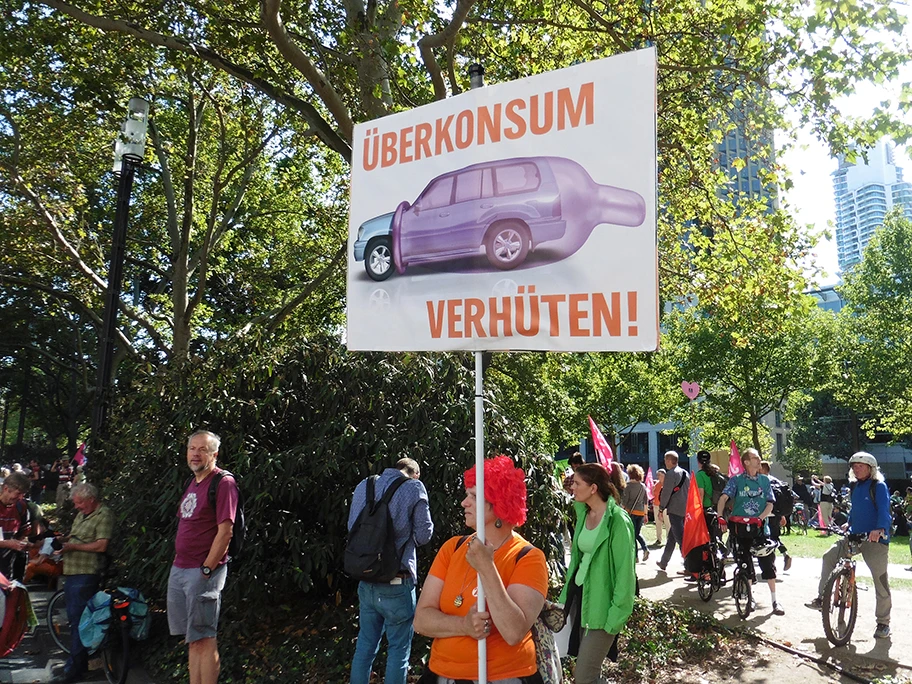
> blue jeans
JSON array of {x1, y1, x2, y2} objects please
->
[
  {"x1": 64, "y1": 574, "x2": 101, "y2": 674},
  {"x1": 660, "y1": 513, "x2": 685, "y2": 566},
  {"x1": 350, "y1": 578, "x2": 415, "y2": 684},
  {"x1": 631, "y1": 515, "x2": 648, "y2": 553}
]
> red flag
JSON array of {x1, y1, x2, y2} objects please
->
[
  {"x1": 72, "y1": 442, "x2": 86, "y2": 466},
  {"x1": 681, "y1": 468, "x2": 709, "y2": 557},
  {"x1": 588, "y1": 416, "x2": 614, "y2": 466},
  {"x1": 727, "y1": 440, "x2": 744, "y2": 476},
  {"x1": 645, "y1": 467, "x2": 655, "y2": 500}
]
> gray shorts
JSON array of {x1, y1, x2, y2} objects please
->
[{"x1": 167, "y1": 564, "x2": 227, "y2": 643}]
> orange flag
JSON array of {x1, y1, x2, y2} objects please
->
[{"x1": 681, "y1": 469, "x2": 710, "y2": 558}]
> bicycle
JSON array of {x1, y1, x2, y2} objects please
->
[
  {"x1": 790, "y1": 503, "x2": 809, "y2": 535},
  {"x1": 46, "y1": 586, "x2": 139, "y2": 684},
  {"x1": 724, "y1": 516, "x2": 767, "y2": 619},
  {"x1": 820, "y1": 528, "x2": 867, "y2": 647},
  {"x1": 98, "y1": 587, "x2": 134, "y2": 684},
  {"x1": 696, "y1": 510, "x2": 726, "y2": 602},
  {"x1": 46, "y1": 588, "x2": 70, "y2": 653}
]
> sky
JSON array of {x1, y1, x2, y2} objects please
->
[{"x1": 779, "y1": 21, "x2": 912, "y2": 288}]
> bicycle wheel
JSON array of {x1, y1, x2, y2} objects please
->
[
  {"x1": 101, "y1": 621, "x2": 131, "y2": 684},
  {"x1": 793, "y1": 510, "x2": 807, "y2": 535},
  {"x1": 733, "y1": 574, "x2": 753, "y2": 619},
  {"x1": 822, "y1": 569, "x2": 857, "y2": 647},
  {"x1": 698, "y1": 571, "x2": 714, "y2": 601},
  {"x1": 46, "y1": 590, "x2": 71, "y2": 654}
]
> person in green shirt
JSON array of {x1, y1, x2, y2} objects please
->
[{"x1": 560, "y1": 464, "x2": 636, "y2": 684}]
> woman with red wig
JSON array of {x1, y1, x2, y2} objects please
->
[
  {"x1": 560, "y1": 464, "x2": 636, "y2": 684},
  {"x1": 414, "y1": 456, "x2": 548, "y2": 683}
]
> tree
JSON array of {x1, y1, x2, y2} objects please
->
[
  {"x1": 835, "y1": 210, "x2": 912, "y2": 436},
  {"x1": 488, "y1": 350, "x2": 681, "y2": 454},
  {"x1": 666, "y1": 228, "x2": 825, "y2": 456},
  {"x1": 787, "y1": 389, "x2": 862, "y2": 461}
]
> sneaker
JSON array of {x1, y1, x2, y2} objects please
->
[
  {"x1": 874, "y1": 623, "x2": 891, "y2": 639},
  {"x1": 656, "y1": 560, "x2": 667, "y2": 571},
  {"x1": 642, "y1": 549, "x2": 650, "y2": 562},
  {"x1": 684, "y1": 574, "x2": 699, "y2": 583},
  {"x1": 783, "y1": 554, "x2": 792, "y2": 572},
  {"x1": 772, "y1": 602, "x2": 785, "y2": 616},
  {"x1": 805, "y1": 597, "x2": 823, "y2": 610}
]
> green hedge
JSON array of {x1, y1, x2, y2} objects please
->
[{"x1": 98, "y1": 333, "x2": 566, "y2": 608}]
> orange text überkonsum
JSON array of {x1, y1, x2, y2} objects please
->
[{"x1": 361, "y1": 83, "x2": 595, "y2": 171}]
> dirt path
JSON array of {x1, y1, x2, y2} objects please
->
[{"x1": 636, "y1": 550, "x2": 912, "y2": 683}]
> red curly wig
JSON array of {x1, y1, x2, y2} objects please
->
[{"x1": 464, "y1": 455, "x2": 528, "y2": 527}]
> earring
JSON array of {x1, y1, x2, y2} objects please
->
[{"x1": 494, "y1": 518, "x2": 503, "y2": 529}]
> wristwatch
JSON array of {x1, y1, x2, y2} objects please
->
[{"x1": 201, "y1": 565, "x2": 212, "y2": 577}]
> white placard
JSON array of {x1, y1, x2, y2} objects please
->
[{"x1": 347, "y1": 48, "x2": 658, "y2": 352}]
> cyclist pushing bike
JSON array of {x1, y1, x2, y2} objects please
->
[
  {"x1": 806, "y1": 452, "x2": 892, "y2": 640},
  {"x1": 716, "y1": 448, "x2": 786, "y2": 616}
]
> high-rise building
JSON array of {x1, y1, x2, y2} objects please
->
[{"x1": 832, "y1": 138, "x2": 912, "y2": 272}]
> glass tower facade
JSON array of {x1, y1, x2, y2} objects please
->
[{"x1": 832, "y1": 139, "x2": 912, "y2": 273}]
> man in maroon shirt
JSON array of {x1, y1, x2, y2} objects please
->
[{"x1": 167, "y1": 430, "x2": 238, "y2": 684}]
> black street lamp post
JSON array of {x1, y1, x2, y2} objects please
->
[{"x1": 90, "y1": 97, "x2": 149, "y2": 455}]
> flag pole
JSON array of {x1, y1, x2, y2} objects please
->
[{"x1": 469, "y1": 62, "x2": 488, "y2": 684}]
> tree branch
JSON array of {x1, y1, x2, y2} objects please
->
[
  {"x1": 36, "y1": 0, "x2": 352, "y2": 162},
  {"x1": 0, "y1": 274, "x2": 141, "y2": 360},
  {"x1": 261, "y1": 0, "x2": 355, "y2": 142},
  {"x1": 417, "y1": 0, "x2": 476, "y2": 100},
  {"x1": 0, "y1": 164, "x2": 107, "y2": 292}
]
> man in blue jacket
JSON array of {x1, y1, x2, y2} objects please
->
[
  {"x1": 348, "y1": 458, "x2": 434, "y2": 684},
  {"x1": 807, "y1": 452, "x2": 892, "y2": 639}
]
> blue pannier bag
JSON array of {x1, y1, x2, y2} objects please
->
[{"x1": 79, "y1": 587, "x2": 151, "y2": 652}]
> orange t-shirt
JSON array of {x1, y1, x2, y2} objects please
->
[
  {"x1": 653, "y1": 480, "x2": 663, "y2": 504},
  {"x1": 427, "y1": 533, "x2": 548, "y2": 680}
]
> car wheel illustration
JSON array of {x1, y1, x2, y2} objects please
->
[
  {"x1": 485, "y1": 221, "x2": 530, "y2": 270},
  {"x1": 365, "y1": 237, "x2": 394, "y2": 281}
]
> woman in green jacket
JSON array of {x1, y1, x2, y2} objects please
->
[{"x1": 559, "y1": 463, "x2": 637, "y2": 684}]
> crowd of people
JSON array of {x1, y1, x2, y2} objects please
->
[
  {"x1": 345, "y1": 445, "x2": 911, "y2": 683},
  {"x1": 5, "y1": 438, "x2": 910, "y2": 683}
]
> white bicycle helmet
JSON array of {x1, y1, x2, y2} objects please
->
[
  {"x1": 751, "y1": 539, "x2": 779, "y2": 557},
  {"x1": 848, "y1": 451, "x2": 877, "y2": 468}
]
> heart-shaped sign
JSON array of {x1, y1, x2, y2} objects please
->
[{"x1": 681, "y1": 381, "x2": 700, "y2": 400}]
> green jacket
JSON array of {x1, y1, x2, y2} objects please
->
[{"x1": 559, "y1": 498, "x2": 636, "y2": 634}]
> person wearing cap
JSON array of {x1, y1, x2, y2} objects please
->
[{"x1": 806, "y1": 452, "x2": 892, "y2": 639}]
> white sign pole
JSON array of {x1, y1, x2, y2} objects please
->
[
  {"x1": 469, "y1": 62, "x2": 488, "y2": 684},
  {"x1": 474, "y1": 350, "x2": 487, "y2": 684}
]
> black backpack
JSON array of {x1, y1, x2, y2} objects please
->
[
  {"x1": 770, "y1": 478, "x2": 795, "y2": 517},
  {"x1": 709, "y1": 472, "x2": 728, "y2": 507},
  {"x1": 344, "y1": 474, "x2": 409, "y2": 582},
  {"x1": 183, "y1": 470, "x2": 246, "y2": 562}
]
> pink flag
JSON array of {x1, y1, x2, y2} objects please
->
[
  {"x1": 727, "y1": 440, "x2": 744, "y2": 476},
  {"x1": 588, "y1": 416, "x2": 614, "y2": 467},
  {"x1": 73, "y1": 442, "x2": 87, "y2": 466},
  {"x1": 645, "y1": 467, "x2": 655, "y2": 500}
]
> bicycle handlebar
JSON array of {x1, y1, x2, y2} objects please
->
[
  {"x1": 727, "y1": 516, "x2": 763, "y2": 525},
  {"x1": 825, "y1": 527, "x2": 867, "y2": 543}
]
